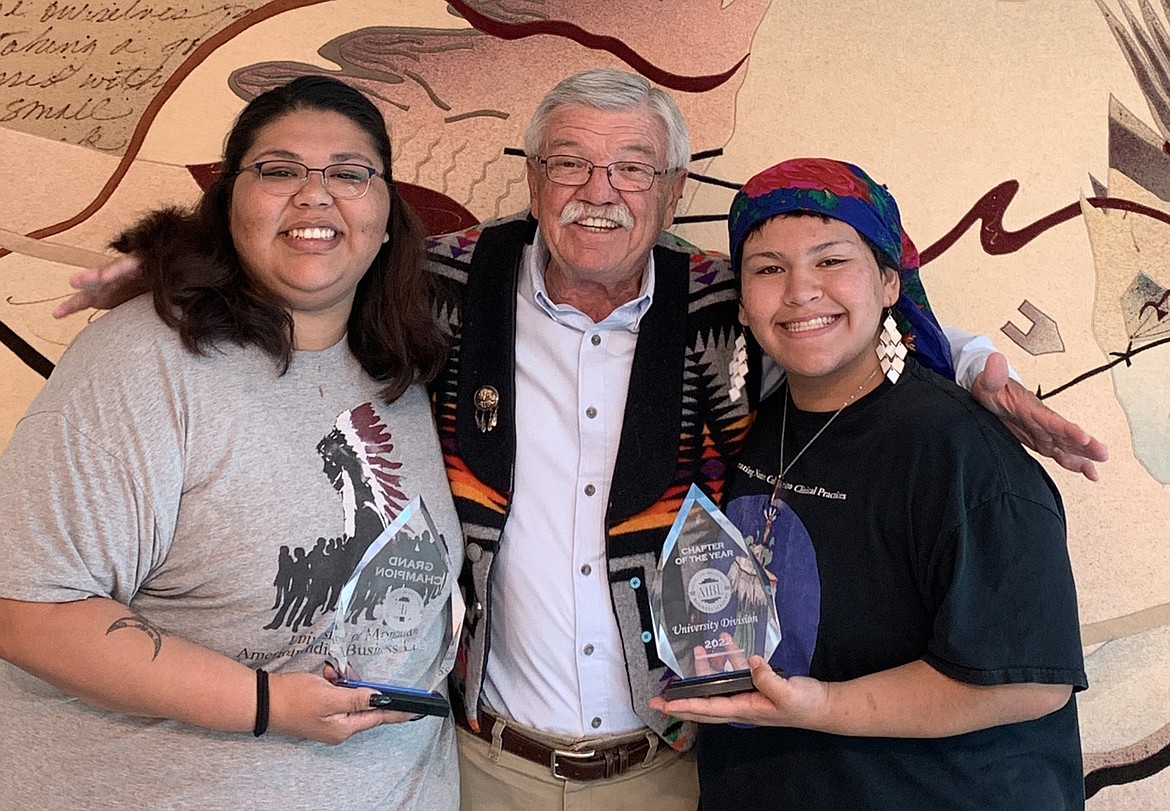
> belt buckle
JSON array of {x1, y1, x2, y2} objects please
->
[{"x1": 550, "y1": 747, "x2": 597, "y2": 780}]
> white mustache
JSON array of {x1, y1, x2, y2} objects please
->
[{"x1": 559, "y1": 202, "x2": 635, "y2": 229}]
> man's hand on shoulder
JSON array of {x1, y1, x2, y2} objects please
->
[
  {"x1": 970, "y1": 353, "x2": 1109, "y2": 481},
  {"x1": 52, "y1": 254, "x2": 147, "y2": 318}
]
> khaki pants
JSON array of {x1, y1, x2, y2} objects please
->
[{"x1": 456, "y1": 725, "x2": 700, "y2": 811}]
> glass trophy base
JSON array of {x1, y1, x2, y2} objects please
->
[{"x1": 662, "y1": 666, "x2": 786, "y2": 701}]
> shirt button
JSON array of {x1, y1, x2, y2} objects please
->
[
  {"x1": 591, "y1": 717, "x2": 602, "y2": 729},
  {"x1": 583, "y1": 644, "x2": 594, "y2": 656},
  {"x1": 641, "y1": 631, "x2": 653, "y2": 643},
  {"x1": 584, "y1": 484, "x2": 596, "y2": 496},
  {"x1": 585, "y1": 406, "x2": 597, "y2": 419},
  {"x1": 580, "y1": 564, "x2": 592, "y2": 576},
  {"x1": 591, "y1": 334, "x2": 601, "y2": 346}
]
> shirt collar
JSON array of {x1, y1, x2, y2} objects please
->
[{"x1": 522, "y1": 229, "x2": 655, "y2": 333}]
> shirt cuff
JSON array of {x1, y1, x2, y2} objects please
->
[{"x1": 944, "y1": 326, "x2": 1021, "y2": 390}]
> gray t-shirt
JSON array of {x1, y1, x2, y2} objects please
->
[{"x1": 0, "y1": 296, "x2": 462, "y2": 810}]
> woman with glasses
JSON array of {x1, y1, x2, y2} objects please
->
[{"x1": 0, "y1": 77, "x2": 462, "y2": 809}]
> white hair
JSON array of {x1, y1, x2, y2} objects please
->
[{"x1": 523, "y1": 68, "x2": 691, "y2": 170}]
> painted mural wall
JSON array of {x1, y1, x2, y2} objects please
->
[{"x1": 0, "y1": 0, "x2": 1167, "y2": 805}]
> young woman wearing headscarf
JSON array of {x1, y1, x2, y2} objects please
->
[{"x1": 650, "y1": 158, "x2": 1086, "y2": 810}]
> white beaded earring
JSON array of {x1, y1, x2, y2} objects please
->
[
  {"x1": 876, "y1": 310, "x2": 908, "y2": 384},
  {"x1": 728, "y1": 332, "x2": 749, "y2": 402}
]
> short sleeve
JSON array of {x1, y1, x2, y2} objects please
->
[
  {"x1": 0, "y1": 411, "x2": 163, "y2": 605},
  {"x1": 923, "y1": 492, "x2": 1087, "y2": 690},
  {"x1": 0, "y1": 304, "x2": 185, "y2": 607}
]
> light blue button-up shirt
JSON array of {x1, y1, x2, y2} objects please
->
[{"x1": 480, "y1": 232, "x2": 655, "y2": 737}]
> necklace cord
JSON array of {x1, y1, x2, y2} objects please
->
[{"x1": 761, "y1": 367, "x2": 881, "y2": 540}]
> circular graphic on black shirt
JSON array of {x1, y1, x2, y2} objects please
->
[{"x1": 724, "y1": 493, "x2": 821, "y2": 678}]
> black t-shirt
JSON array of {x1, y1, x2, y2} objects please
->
[{"x1": 698, "y1": 360, "x2": 1087, "y2": 811}]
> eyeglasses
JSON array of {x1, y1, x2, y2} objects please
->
[
  {"x1": 534, "y1": 154, "x2": 673, "y2": 192},
  {"x1": 239, "y1": 160, "x2": 382, "y2": 199}
]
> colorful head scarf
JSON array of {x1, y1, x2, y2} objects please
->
[{"x1": 727, "y1": 158, "x2": 955, "y2": 381}]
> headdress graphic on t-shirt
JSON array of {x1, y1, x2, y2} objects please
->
[{"x1": 265, "y1": 403, "x2": 406, "y2": 633}]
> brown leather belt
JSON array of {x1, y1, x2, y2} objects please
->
[{"x1": 453, "y1": 701, "x2": 658, "y2": 781}]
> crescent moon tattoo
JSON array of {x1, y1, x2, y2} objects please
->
[{"x1": 106, "y1": 615, "x2": 165, "y2": 661}]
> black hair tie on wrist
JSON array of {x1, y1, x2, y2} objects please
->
[{"x1": 253, "y1": 668, "x2": 270, "y2": 737}]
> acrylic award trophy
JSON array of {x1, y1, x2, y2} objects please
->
[
  {"x1": 649, "y1": 483, "x2": 782, "y2": 700},
  {"x1": 330, "y1": 496, "x2": 463, "y2": 716}
]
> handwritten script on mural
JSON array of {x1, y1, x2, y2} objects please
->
[{"x1": 0, "y1": 1, "x2": 256, "y2": 152}]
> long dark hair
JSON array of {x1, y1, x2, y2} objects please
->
[{"x1": 113, "y1": 76, "x2": 446, "y2": 403}]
